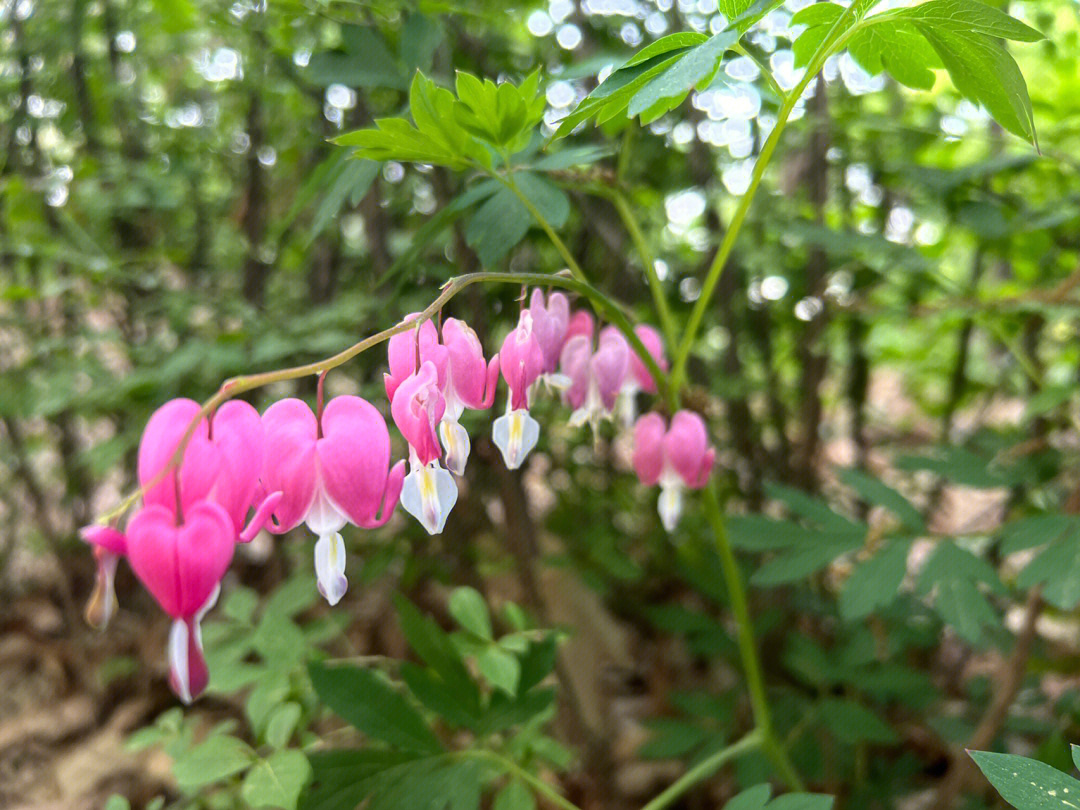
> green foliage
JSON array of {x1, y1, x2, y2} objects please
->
[
  {"x1": 723, "y1": 784, "x2": 834, "y2": 809},
  {"x1": 302, "y1": 593, "x2": 564, "y2": 810},
  {"x1": 970, "y1": 749, "x2": 1080, "y2": 809}
]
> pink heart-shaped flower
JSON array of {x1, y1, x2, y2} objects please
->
[{"x1": 126, "y1": 501, "x2": 235, "y2": 619}]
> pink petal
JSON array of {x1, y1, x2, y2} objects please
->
[
  {"x1": 138, "y1": 399, "x2": 220, "y2": 514},
  {"x1": 593, "y1": 330, "x2": 630, "y2": 411},
  {"x1": 529, "y1": 289, "x2": 570, "y2": 373},
  {"x1": 391, "y1": 362, "x2": 446, "y2": 466},
  {"x1": 564, "y1": 310, "x2": 594, "y2": 344},
  {"x1": 630, "y1": 324, "x2": 667, "y2": 394},
  {"x1": 632, "y1": 413, "x2": 666, "y2": 486},
  {"x1": 442, "y1": 318, "x2": 490, "y2": 410},
  {"x1": 260, "y1": 399, "x2": 319, "y2": 533},
  {"x1": 665, "y1": 411, "x2": 713, "y2": 488},
  {"x1": 80, "y1": 524, "x2": 127, "y2": 556},
  {"x1": 499, "y1": 312, "x2": 546, "y2": 411},
  {"x1": 386, "y1": 314, "x2": 448, "y2": 399},
  {"x1": 126, "y1": 501, "x2": 234, "y2": 619},
  {"x1": 209, "y1": 400, "x2": 264, "y2": 533},
  {"x1": 317, "y1": 396, "x2": 398, "y2": 526},
  {"x1": 559, "y1": 334, "x2": 593, "y2": 411}
]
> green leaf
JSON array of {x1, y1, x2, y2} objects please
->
[
  {"x1": 627, "y1": 31, "x2": 739, "y2": 124},
  {"x1": 493, "y1": 779, "x2": 537, "y2": 810},
  {"x1": 838, "y1": 468, "x2": 925, "y2": 531},
  {"x1": 307, "y1": 159, "x2": 379, "y2": 247},
  {"x1": 718, "y1": 0, "x2": 755, "y2": 19},
  {"x1": 301, "y1": 750, "x2": 423, "y2": 810},
  {"x1": 265, "y1": 702, "x2": 303, "y2": 749},
  {"x1": 172, "y1": 734, "x2": 255, "y2": 790},
  {"x1": 847, "y1": 21, "x2": 940, "y2": 89},
  {"x1": 465, "y1": 173, "x2": 569, "y2": 266},
  {"x1": 242, "y1": 750, "x2": 312, "y2": 810},
  {"x1": 934, "y1": 577, "x2": 999, "y2": 645},
  {"x1": 970, "y1": 750, "x2": 1080, "y2": 809},
  {"x1": 306, "y1": 27, "x2": 406, "y2": 89},
  {"x1": 999, "y1": 514, "x2": 1078, "y2": 555},
  {"x1": 477, "y1": 646, "x2": 521, "y2": 695},
  {"x1": 899, "y1": 0, "x2": 1043, "y2": 42},
  {"x1": 764, "y1": 482, "x2": 867, "y2": 533},
  {"x1": 723, "y1": 784, "x2": 835, "y2": 810},
  {"x1": 448, "y1": 587, "x2": 493, "y2": 640},
  {"x1": 910, "y1": 24, "x2": 1037, "y2": 144},
  {"x1": 1016, "y1": 522, "x2": 1080, "y2": 610},
  {"x1": 751, "y1": 533, "x2": 864, "y2": 586},
  {"x1": 817, "y1": 698, "x2": 898, "y2": 745},
  {"x1": 838, "y1": 539, "x2": 913, "y2": 620},
  {"x1": 308, "y1": 661, "x2": 442, "y2": 754},
  {"x1": 104, "y1": 795, "x2": 131, "y2": 810},
  {"x1": 393, "y1": 595, "x2": 483, "y2": 717},
  {"x1": 790, "y1": 3, "x2": 844, "y2": 26}
]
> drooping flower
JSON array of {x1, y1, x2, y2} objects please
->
[
  {"x1": 125, "y1": 500, "x2": 235, "y2": 703},
  {"x1": 261, "y1": 396, "x2": 405, "y2": 604},
  {"x1": 439, "y1": 318, "x2": 499, "y2": 475},
  {"x1": 529, "y1": 289, "x2": 570, "y2": 374},
  {"x1": 391, "y1": 361, "x2": 458, "y2": 535},
  {"x1": 80, "y1": 524, "x2": 127, "y2": 630},
  {"x1": 607, "y1": 324, "x2": 668, "y2": 426},
  {"x1": 633, "y1": 410, "x2": 715, "y2": 532},
  {"x1": 82, "y1": 398, "x2": 279, "y2": 633},
  {"x1": 137, "y1": 398, "x2": 280, "y2": 542},
  {"x1": 492, "y1": 310, "x2": 546, "y2": 470},
  {"x1": 384, "y1": 315, "x2": 448, "y2": 403},
  {"x1": 564, "y1": 309, "x2": 595, "y2": 344},
  {"x1": 560, "y1": 327, "x2": 630, "y2": 433}
]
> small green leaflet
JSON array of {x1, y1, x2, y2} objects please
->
[
  {"x1": 723, "y1": 783, "x2": 834, "y2": 810},
  {"x1": 307, "y1": 661, "x2": 442, "y2": 754},
  {"x1": 1015, "y1": 520, "x2": 1080, "y2": 610},
  {"x1": 838, "y1": 467, "x2": 924, "y2": 532},
  {"x1": 839, "y1": 538, "x2": 913, "y2": 621},
  {"x1": 465, "y1": 173, "x2": 570, "y2": 266},
  {"x1": 918, "y1": 542, "x2": 1004, "y2": 645},
  {"x1": 970, "y1": 749, "x2": 1080, "y2": 810},
  {"x1": 242, "y1": 750, "x2": 312, "y2": 810},
  {"x1": 554, "y1": 30, "x2": 741, "y2": 135},
  {"x1": 626, "y1": 31, "x2": 739, "y2": 124}
]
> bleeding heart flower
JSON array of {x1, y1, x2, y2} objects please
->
[
  {"x1": 493, "y1": 311, "x2": 546, "y2": 470},
  {"x1": 561, "y1": 327, "x2": 630, "y2": 434},
  {"x1": 529, "y1": 289, "x2": 570, "y2": 374},
  {"x1": 602, "y1": 324, "x2": 667, "y2": 427},
  {"x1": 633, "y1": 410, "x2": 715, "y2": 532},
  {"x1": 564, "y1": 309, "x2": 595, "y2": 344},
  {"x1": 80, "y1": 524, "x2": 126, "y2": 630},
  {"x1": 262, "y1": 396, "x2": 405, "y2": 604},
  {"x1": 125, "y1": 500, "x2": 235, "y2": 703},
  {"x1": 137, "y1": 398, "x2": 280, "y2": 542},
  {"x1": 391, "y1": 362, "x2": 458, "y2": 535},
  {"x1": 384, "y1": 314, "x2": 448, "y2": 402},
  {"x1": 439, "y1": 318, "x2": 499, "y2": 475}
]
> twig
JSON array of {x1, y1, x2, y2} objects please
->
[{"x1": 929, "y1": 586, "x2": 1042, "y2": 810}]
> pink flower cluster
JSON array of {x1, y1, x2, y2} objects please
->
[{"x1": 80, "y1": 289, "x2": 713, "y2": 703}]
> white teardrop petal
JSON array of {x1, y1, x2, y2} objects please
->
[
  {"x1": 658, "y1": 484, "x2": 684, "y2": 533},
  {"x1": 314, "y1": 532, "x2": 348, "y2": 606},
  {"x1": 168, "y1": 618, "x2": 192, "y2": 705},
  {"x1": 492, "y1": 410, "x2": 540, "y2": 470},
  {"x1": 400, "y1": 464, "x2": 458, "y2": 535},
  {"x1": 439, "y1": 419, "x2": 471, "y2": 477}
]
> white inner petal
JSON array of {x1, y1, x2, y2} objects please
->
[
  {"x1": 168, "y1": 619, "x2": 193, "y2": 705},
  {"x1": 492, "y1": 410, "x2": 540, "y2": 470},
  {"x1": 440, "y1": 418, "x2": 472, "y2": 476},
  {"x1": 658, "y1": 483, "x2": 684, "y2": 533},
  {"x1": 314, "y1": 532, "x2": 348, "y2": 606},
  {"x1": 305, "y1": 484, "x2": 347, "y2": 535},
  {"x1": 400, "y1": 463, "x2": 458, "y2": 535}
]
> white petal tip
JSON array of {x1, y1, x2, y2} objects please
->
[
  {"x1": 492, "y1": 410, "x2": 540, "y2": 471},
  {"x1": 400, "y1": 464, "x2": 458, "y2": 535},
  {"x1": 315, "y1": 533, "x2": 348, "y2": 606}
]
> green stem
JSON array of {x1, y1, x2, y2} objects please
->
[
  {"x1": 95, "y1": 271, "x2": 670, "y2": 525},
  {"x1": 701, "y1": 483, "x2": 770, "y2": 730},
  {"x1": 495, "y1": 171, "x2": 587, "y2": 283},
  {"x1": 465, "y1": 750, "x2": 582, "y2": 810},
  {"x1": 608, "y1": 189, "x2": 679, "y2": 354},
  {"x1": 668, "y1": 9, "x2": 862, "y2": 391},
  {"x1": 701, "y1": 483, "x2": 805, "y2": 791},
  {"x1": 640, "y1": 730, "x2": 764, "y2": 810}
]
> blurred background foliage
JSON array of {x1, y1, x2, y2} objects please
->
[{"x1": 4, "y1": 0, "x2": 1080, "y2": 808}]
